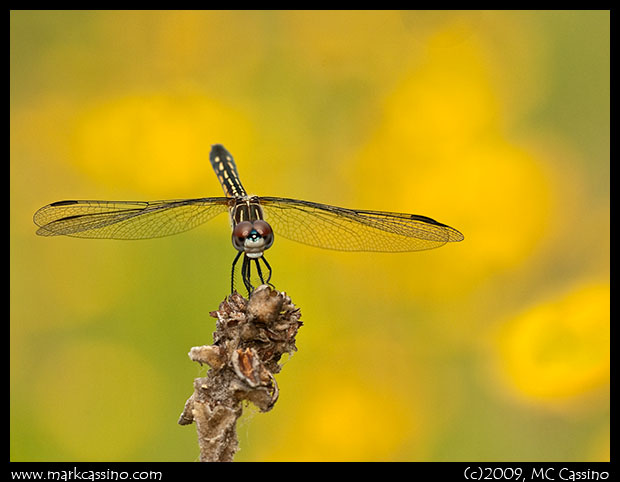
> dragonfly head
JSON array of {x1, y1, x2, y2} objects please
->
[{"x1": 232, "y1": 220, "x2": 274, "y2": 258}]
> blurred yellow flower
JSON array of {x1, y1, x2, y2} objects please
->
[
  {"x1": 496, "y1": 281, "x2": 609, "y2": 403},
  {"x1": 353, "y1": 26, "x2": 552, "y2": 300},
  {"x1": 264, "y1": 377, "x2": 423, "y2": 461},
  {"x1": 71, "y1": 93, "x2": 254, "y2": 197}
]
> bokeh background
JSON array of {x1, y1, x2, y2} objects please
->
[{"x1": 10, "y1": 10, "x2": 609, "y2": 461}]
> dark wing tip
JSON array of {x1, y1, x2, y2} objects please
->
[
  {"x1": 411, "y1": 214, "x2": 464, "y2": 242},
  {"x1": 49, "y1": 200, "x2": 79, "y2": 207}
]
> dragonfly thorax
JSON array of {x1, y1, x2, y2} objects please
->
[{"x1": 232, "y1": 220, "x2": 274, "y2": 258}]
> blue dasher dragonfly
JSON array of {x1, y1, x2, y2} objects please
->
[{"x1": 34, "y1": 144, "x2": 464, "y2": 294}]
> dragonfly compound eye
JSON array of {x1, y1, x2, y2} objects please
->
[
  {"x1": 252, "y1": 220, "x2": 274, "y2": 249},
  {"x1": 232, "y1": 221, "x2": 254, "y2": 251}
]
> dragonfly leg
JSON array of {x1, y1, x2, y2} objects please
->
[
  {"x1": 231, "y1": 251, "x2": 243, "y2": 293},
  {"x1": 260, "y1": 256, "x2": 274, "y2": 286},
  {"x1": 255, "y1": 257, "x2": 265, "y2": 285},
  {"x1": 241, "y1": 255, "x2": 254, "y2": 295}
]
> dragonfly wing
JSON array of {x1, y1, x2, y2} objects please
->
[
  {"x1": 33, "y1": 198, "x2": 231, "y2": 239},
  {"x1": 259, "y1": 197, "x2": 463, "y2": 252}
]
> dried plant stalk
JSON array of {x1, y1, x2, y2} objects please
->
[{"x1": 178, "y1": 285, "x2": 302, "y2": 462}]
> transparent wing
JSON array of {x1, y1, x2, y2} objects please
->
[
  {"x1": 33, "y1": 198, "x2": 231, "y2": 239},
  {"x1": 259, "y1": 197, "x2": 463, "y2": 252}
]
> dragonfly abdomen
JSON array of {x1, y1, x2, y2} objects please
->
[{"x1": 210, "y1": 144, "x2": 247, "y2": 198}]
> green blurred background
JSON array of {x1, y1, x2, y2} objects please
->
[{"x1": 10, "y1": 10, "x2": 609, "y2": 461}]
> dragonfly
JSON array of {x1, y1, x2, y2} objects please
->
[{"x1": 34, "y1": 144, "x2": 464, "y2": 294}]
